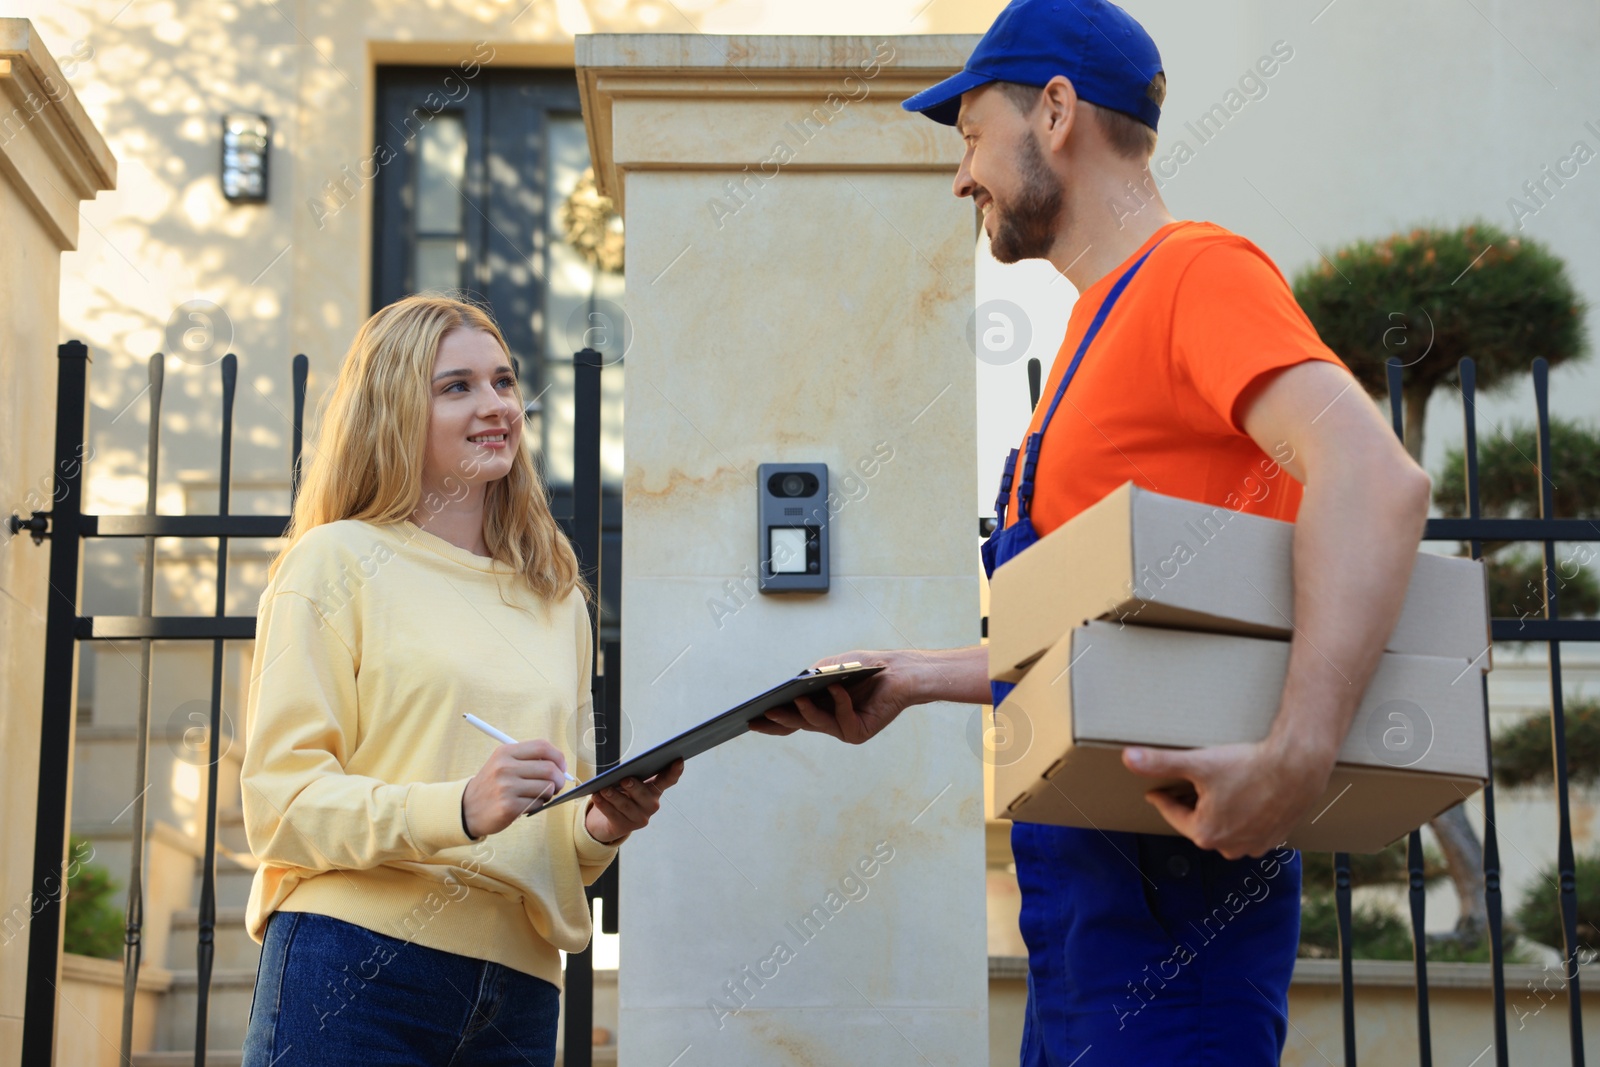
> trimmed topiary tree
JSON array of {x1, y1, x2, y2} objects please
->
[
  {"x1": 1291, "y1": 221, "x2": 1589, "y2": 949},
  {"x1": 1434, "y1": 418, "x2": 1600, "y2": 524},
  {"x1": 1494, "y1": 701, "x2": 1600, "y2": 790},
  {"x1": 1434, "y1": 418, "x2": 1600, "y2": 620},
  {"x1": 1298, "y1": 839, "x2": 1448, "y2": 960},
  {"x1": 1292, "y1": 222, "x2": 1587, "y2": 461}
]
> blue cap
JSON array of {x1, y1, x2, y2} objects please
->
[{"x1": 903, "y1": 0, "x2": 1163, "y2": 131}]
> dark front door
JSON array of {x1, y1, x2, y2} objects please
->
[{"x1": 372, "y1": 66, "x2": 623, "y2": 636}]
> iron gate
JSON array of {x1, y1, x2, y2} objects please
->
[
  {"x1": 14, "y1": 341, "x2": 1600, "y2": 1064},
  {"x1": 987, "y1": 352, "x2": 1597, "y2": 1065},
  {"x1": 1347, "y1": 354, "x2": 1597, "y2": 1066},
  {"x1": 16, "y1": 341, "x2": 619, "y2": 1066}
]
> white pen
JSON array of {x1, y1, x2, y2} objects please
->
[{"x1": 461, "y1": 713, "x2": 581, "y2": 784}]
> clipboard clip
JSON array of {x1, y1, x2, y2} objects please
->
[{"x1": 803, "y1": 661, "x2": 865, "y2": 676}]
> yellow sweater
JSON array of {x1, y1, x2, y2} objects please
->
[{"x1": 240, "y1": 518, "x2": 618, "y2": 987}]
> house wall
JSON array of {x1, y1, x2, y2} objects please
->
[{"x1": 4, "y1": 1, "x2": 1599, "y2": 1064}]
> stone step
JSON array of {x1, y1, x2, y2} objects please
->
[
  {"x1": 132, "y1": 1053, "x2": 243, "y2": 1067},
  {"x1": 158, "y1": 968, "x2": 257, "y2": 1053},
  {"x1": 167, "y1": 907, "x2": 260, "y2": 971},
  {"x1": 72, "y1": 724, "x2": 244, "y2": 831},
  {"x1": 214, "y1": 807, "x2": 250, "y2": 855},
  {"x1": 191, "y1": 850, "x2": 258, "y2": 910},
  {"x1": 132, "y1": 1051, "x2": 613, "y2": 1066},
  {"x1": 146, "y1": 968, "x2": 618, "y2": 1064}
]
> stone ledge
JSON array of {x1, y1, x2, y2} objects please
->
[
  {"x1": 166, "y1": 968, "x2": 258, "y2": 990},
  {"x1": 1292, "y1": 958, "x2": 1599, "y2": 989},
  {"x1": 577, "y1": 33, "x2": 974, "y2": 75},
  {"x1": 989, "y1": 956, "x2": 1029, "y2": 981},
  {"x1": 61, "y1": 952, "x2": 173, "y2": 994},
  {"x1": 0, "y1": 17, "x2": 115, "y2": 247},
  {"x1": 576, "y1": 32, "x2": 971, "y2": 209},
  {"x1": 989, "y1": 955, "x2": 1599, "y2": 990},
  {"x1": 169, "y1": 906, "x2": 250, "y2": 927}
]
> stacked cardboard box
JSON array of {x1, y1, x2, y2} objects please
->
[{"x1": 989, "y1": 482, "x2": 1492, "y2": 853}]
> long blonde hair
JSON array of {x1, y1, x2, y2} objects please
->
[{"x1": 270, "y1": 294, "x2": 590, "y2": 608}]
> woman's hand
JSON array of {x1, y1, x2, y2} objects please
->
[
  {"x1": 584, "y1": 759, "x2": 685, "y2": 844},
  {"x1": 462, "y1": 739, "x2": 572, "y2": 838}
]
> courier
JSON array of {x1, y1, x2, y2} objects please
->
[{"x1": 754, "y1": 0, "x2": 1444, "y2": 1061}]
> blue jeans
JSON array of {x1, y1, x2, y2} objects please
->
[{"x1": 241, "y1": 911, "x2": 560, "y2": 1066}]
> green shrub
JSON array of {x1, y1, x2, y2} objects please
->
[
  {"x1": 1298, "y1": 841, "x2": 1432, "y2": 959},
  {"x1": 63, "y1": 837, "x2": 123, "y2": 961},
  {"x1": 1514, "y1": 853, "x2": 1600, "y2": 951},
  {"x1": 1298, "y1": 892, "x2": 1414, "y2": 960},
  {"x1": 1300, "y1": 839, "x2": 1449, "y2": 891},
  {"x1": 1426, "y1": 934, "x2": 1533, "y2": 964},
  {"x1": 1297, "y1": 840, "x2": 1503, "y2": 961}
]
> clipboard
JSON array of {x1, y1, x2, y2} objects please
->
[{"x1": 539, "y1": 661, "x2": 884, "y2": 810}]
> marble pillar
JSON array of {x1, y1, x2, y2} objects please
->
[{"x1": 578, "y1": 32, "x2": 988, "y2": 1067}]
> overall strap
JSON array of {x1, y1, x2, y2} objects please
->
[
  {"x1": 1015, "y1": 233, "x2": 1171, "y2": 522},
  {"x1": 993, "y1": 446, "x2": 1020, "y2": 528},
  {"x1": 1038, "y1": 233, "x2": 1170, "y2": 435}
]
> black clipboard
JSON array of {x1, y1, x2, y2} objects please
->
[{"x1": 540, "y1": 662, "x2": 883, "y2": 810}]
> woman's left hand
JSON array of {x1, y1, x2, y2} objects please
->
[{"x1": 583, "y1": 758, "x2": 685, "y2": 844}]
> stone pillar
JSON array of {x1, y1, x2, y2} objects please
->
[
  {"x1": 0, "y1": 18, "x2": 115, "y2": 1067},
  {"x1": 578, "y1": 33, "x2": 987, "y2": 1066}
]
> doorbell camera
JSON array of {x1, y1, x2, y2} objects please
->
[{"x1": 757, "y1": 462, "x2": 828, "y2": 593}]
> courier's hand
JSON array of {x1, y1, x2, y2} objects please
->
[
  {"x1": 462, "y1": 740, "x2": 571, "y2": 838},
  {"x1": 752, "y1": 650, "x2": 918, "y2": 745},
  {"x1": 1122, "y1": 738, "x2": 1333, "y2": 860},
  {"x1": 584, "y1": 759, "x2": 684, "y2": 844}
]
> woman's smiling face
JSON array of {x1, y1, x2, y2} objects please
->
[{"x1": 420, "y1": 327, "x2": 523, "y2": 501}]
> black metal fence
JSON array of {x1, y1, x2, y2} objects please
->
[
  {"x1": 988, "y1": 353, "x2": 1595, "y2": 1064},
  {"x1": 15, "y1": 341, "x2": 1598, "y2": 1064},
  {"x1": 1345, "y1": 355, "x2": 1596, "y2": 1066},
  {"x1": 17, "y1": 341, "x2": 618, "y2": 1066}
]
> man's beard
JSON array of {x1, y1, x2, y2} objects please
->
[{"x1": 987, "y1": 134, "x2": 1064, "y2": 264}]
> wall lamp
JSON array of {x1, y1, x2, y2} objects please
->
[{"x1": 221, "y1": 112, "x2": 270, "y2": 203}]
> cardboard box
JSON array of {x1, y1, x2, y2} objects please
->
[
  {"x1": 993, "y1": 620, "x2": 1488, "y2": 853},
  {"x1": 987, "y1": 482, "x2": 1492, "y2": 684}
]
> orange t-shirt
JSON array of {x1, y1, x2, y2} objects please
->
[{"x1": 1003, "y1": 220, "x2": 1349, "y2": 536}]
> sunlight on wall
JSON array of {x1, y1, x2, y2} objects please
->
[
  {"x1": 169, "y1": 757, "x2": 203, "y2": 836},
  {"x1": 696, "y1": 0, "x2": 1005, "y2": 35}
]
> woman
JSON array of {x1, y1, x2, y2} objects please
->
[{"x1": 239, "y1": 294, "x2": 681, "y2": 1066}]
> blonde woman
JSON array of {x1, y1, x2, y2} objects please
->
[{"x1": 239, "y1": 294, "x2": 681, "y2": 1066}]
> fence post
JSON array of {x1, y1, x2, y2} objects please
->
[{"x1": 20, "y1": 341, "x2": 91, "y2": 1067}]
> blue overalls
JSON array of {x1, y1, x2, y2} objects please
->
[{"x1": 984, "y1": 238, "x2": 1303, "y2": 1065}]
